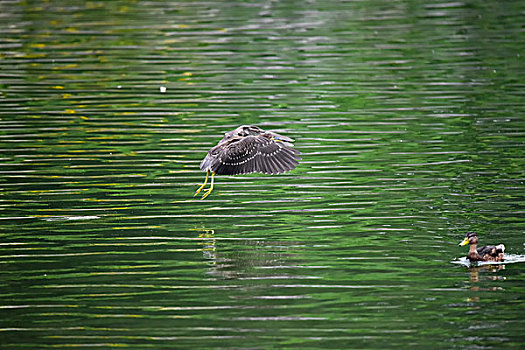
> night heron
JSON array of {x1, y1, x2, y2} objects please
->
[{"x1": 194, "y1": 125, "x2": 301, "y2": 199}]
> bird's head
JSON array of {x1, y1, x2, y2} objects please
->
[
  {"x1": 221, "y1": 125, "x2": 259, "y2": 140},
  {"x1": 459, "y1": 232, "x2": 479, "y2": 246},
  {"x1": 232, "y1": 125, "x2": 263, "y2": 137}
]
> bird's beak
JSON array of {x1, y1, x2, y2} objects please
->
[
  {"x1": 459, "y1": 237, "x2": 470, "y2": 246},
  {"x1": 274, "y1": 136, "x2": 294, "y2": 142},
  {"x1": 269, "y1": 132, "x2": 294, "y2": 143}
]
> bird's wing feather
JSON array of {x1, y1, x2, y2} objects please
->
[
  {"x1": 209, "y1": 135, "x2": 300, "y2": 175},
  {"x1": 211, "y1": 136, "x2": 263, "y2": 175},
  {"x1": 477, "y1": 244, "x2": 505, "y2": 258},
  {"x1": 477, "y1": 245, "x2": 494, "y2": 256},
  {"x1": 255, "y1": 137, "x2": 300, "y2": 175}
]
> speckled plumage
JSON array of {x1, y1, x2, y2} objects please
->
[
  {"x1": 200, "y1": 125, "x2": 300, "y2": 176},
  {"x1": 194, "y1": 125, "x2": 301, "y2": 199}
]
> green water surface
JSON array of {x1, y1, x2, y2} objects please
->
[{"x1": 0, "y1": 0, "x2": 524, "y2": 349}]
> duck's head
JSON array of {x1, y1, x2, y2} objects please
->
[{"x1": 459, "y1": 232, "x2": 479, "y2": 246}]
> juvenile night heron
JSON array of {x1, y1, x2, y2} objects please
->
[{"x1": 194, "y1": 125, "x2": 301, "y2": 199}]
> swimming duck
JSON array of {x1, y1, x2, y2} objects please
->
[{"x1": 459, "y1": 232, "x2": 505, "y2": 262}]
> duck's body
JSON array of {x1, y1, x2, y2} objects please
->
[{"x1": 459, "y1": 232, "x2": 505, "y2": 262}]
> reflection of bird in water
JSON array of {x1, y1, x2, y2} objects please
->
[
  {"x1": 467, "y1": 264, "x2": 506, "y2": 284},
  {"x1": 197, "y1": 229, "x2": 216, "y2": 261},
  {"x1": 194, "y1": 125, "x2": 301, "y2": 199},
  {"x1": 459, "y1": 232, "x2": 505, "y2": 262}
]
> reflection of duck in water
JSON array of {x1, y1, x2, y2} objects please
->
[{"x1": 459, "y1": 232, "x2": 505, "y2": 262}]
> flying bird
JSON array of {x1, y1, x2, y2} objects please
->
[{"x1": 194, "y1": 125, "x2": 301, "y2": 199}]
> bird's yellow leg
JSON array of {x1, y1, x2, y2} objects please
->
[
  {"x1": 201, "y1": 172, "x2": 215, "y2": 200},
  {"x1": 194, "y1": 170, "x2": 209, "y2": 197}
]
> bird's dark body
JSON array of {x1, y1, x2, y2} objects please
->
[
  {"x1": 470, "y1": 245, "x2": 505, "y2": 262},
  {"x1": 477, "y1": 245, "x2": 504, "y2": 260},
  {"x1": 194, "y1": 125, "x2": 300, "y2": 199},
  {"x1": 200, "y1": 125, "x2": 300, "y2": 176}
]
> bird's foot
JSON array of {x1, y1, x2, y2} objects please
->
[
  {"x1": 194, "y1": 184, "x2": 206, "y2": 197},
  {"x1": 200, "y1": 187, "x2": 213, "y2": 200},
  {"x1": 194, "y1": 171, "x2": 214, "y2": 200},
  {"x1": 194, "y1": 171, "x2": 210, "y2": 197}
]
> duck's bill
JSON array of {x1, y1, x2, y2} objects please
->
[{"x1": 459, "y1": 237, "x2": 470, "y2": 246}]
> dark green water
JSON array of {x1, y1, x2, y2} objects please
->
[{"x1": 1, "y1": 0, "x2": 524, "y2": 348}]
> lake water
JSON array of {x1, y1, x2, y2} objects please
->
[{"x1": 1, "y1": 0, "x2": 524, "y2": 348}]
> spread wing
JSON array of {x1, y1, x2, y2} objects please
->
[{"x1": 201, "y1": 134, "x2": 300, "y2": 175}]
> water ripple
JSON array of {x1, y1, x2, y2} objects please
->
[{"x1": 0, "y1": 0, "x2": 523, "y2": 349}]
